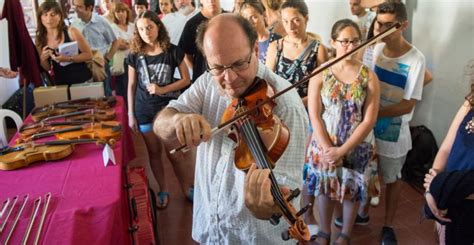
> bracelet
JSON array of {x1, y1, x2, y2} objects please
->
[
  {"x1": 69, "y1": 56, "x2": 74, "y2": 62},
  {"x1": 424, "y1": 190, "x2": 430, "y2": 196}
]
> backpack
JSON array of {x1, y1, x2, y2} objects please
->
[{"x1": 402, "y1": 125, "x2": 439, "y2": 192}]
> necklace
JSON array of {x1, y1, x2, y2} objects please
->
[
  {"x1": 466, "y1": 116, "x2": 474, "y2": 134},
  {"x1": 284, "y1": 35, "x2": 307, "y2": 48}
]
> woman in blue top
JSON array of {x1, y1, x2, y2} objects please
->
[
  {"x1": 128, "y1": 11, "x2": 190, "y2": 209},
  {"x1": 424, "y1": 76, "x2": 474, "y2": 243},
  {"x1": 239, "y1": 1, "x2": 281, "y2": 64}
]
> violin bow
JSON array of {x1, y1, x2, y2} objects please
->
[{"x1": 171, "y1": 22, "x2": 402, "y2": 154}]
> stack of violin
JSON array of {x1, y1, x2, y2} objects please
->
[
  {"x1": 0, "y1": 193, "x2": 52, "y2": 244},
  {"x1": 0, "y1": 96, "x2": 122, "y2": 171}
]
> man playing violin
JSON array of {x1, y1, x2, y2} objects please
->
[{"x1": 154, "y1": 14, "x2": 309, "y2": 244}]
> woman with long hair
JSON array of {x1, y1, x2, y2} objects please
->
[
  {"x1": 127, "y1": 11, "x2": 190, "y2": 209},
  {"x1": 265, "y1": 0, "x2": 328, "y2": 107},
  {"x1": 239, "y1": 1, "x2": 281, "y2": 64},
  {"x1": 36, "y1": 1, "x2": 92, "y2": 85},
  {"x1": 424, "y1": 62, "x2": 474, "y2": 244}
]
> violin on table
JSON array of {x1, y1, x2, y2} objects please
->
[
  {"x1": 0, "y1": 139, "x2": 113, "y2": 171},
  {"x1": 31, "y1": 96, "x2": 117, "y2": 122},
  {"x1": 17, "y1": 121, "x2": 122, "y2": 143}
]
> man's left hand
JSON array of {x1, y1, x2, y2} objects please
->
[{"x1": 244, "y1": 164, "x2": 283, "y2": 220}]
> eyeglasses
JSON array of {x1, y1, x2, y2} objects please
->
[
  {"x1": 335, "y1": 39, "x2": 361, "y2": 47},
  {"x1": 207, "y1": 52, "x2": 252, "y2": 76}
]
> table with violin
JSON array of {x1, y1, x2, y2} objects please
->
[{"x1": 0, "y1": 96, "x2": 135, "y2": 244}]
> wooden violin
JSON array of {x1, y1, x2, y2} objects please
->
[
  {"x1": 0, "y1": 139, "x2": 113, "y2": 171},
  {"x1": 18, "y1": 121, "x2": 121, "y2": 143},
  {"x1": 222, "y1": 78, "x2": 310, "y2": 242},
  {"x1": 31, "y1": 96, "x2": 116, "y2": 122},
  {"x1": 18, "y1": 121, "x2": 93, "y2": 142},
  {"x1": 55, "y1": 121, "x2": 121, "y2": 143}
]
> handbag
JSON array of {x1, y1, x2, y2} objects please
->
[
  {"x1": 111, "y1": 50, "x2": 126, "y2": 76},
  {"x1": 86, "y1": 49, "x2": 107, "y2": 82}
]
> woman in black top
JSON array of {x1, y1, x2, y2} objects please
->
[
  {"x1": 36, "y1": 1, "x2": 92, "y2": 85},
  {"x1": 128, "y1": 11, "x2": 190, "y2": 209}
]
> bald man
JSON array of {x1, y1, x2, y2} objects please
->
[{"x1": 153, "y1": 14, "x2": 308, "y2": 243}]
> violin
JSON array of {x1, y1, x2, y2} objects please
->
[
  {"x1": 222, "y1": 78, "x2": 310, "y2": 242},
  {"x1": 18, "y1": 121, "x2": 93, "y2": 142},
  {"x1": 0, "y1": 139, "x2": 112, "y2": 171},
  {"x1": 18, "y1": 121, "x2": 121, "y2": 143},
  {"x1": 55, "y1": 121, "x2": 121, "y2": 143},
  {"x1": 31, "y1": 96, "x2": 116, "y2": 122}
]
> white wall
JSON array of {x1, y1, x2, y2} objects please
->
[{"x1": 304, "y1": 0, "x2": 474, "y2": 144}]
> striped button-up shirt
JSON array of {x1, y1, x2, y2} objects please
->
[
  {"x1": 72, "y1": 13, "x2": 116, "y2": 57},
  {"x1": 167, "y1": 62, "x2": 309, "y2": 244}
]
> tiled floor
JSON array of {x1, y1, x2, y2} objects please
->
[{"x1": 131, "y1": 132, "x2": 437, "y2": 245}]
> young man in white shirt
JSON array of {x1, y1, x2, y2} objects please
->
[{"x1": 372, "y1": 2, "x2": 426, "y2": 244}]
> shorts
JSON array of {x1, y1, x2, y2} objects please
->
[
  {"x1": 378, "y1": 154, "x2": 407, "y2": 184},
  {"x1": 139, "y1": 123, "x2": 153, "y2": 134}
]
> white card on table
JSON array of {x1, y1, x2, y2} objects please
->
[{"x1": 102, "y1": 144, "x2": 116, "y2": 167}]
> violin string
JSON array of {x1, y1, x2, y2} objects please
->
[
  {"x1": 239, "y1": 117, "x2": 296, "y2": 223},
  {"x1": 241, "y1": 118, "x2": 296, "y2": 223}
]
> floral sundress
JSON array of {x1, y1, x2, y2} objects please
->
[{"x1": 305, "y1": 65, "x2": 379, "y2": 203}]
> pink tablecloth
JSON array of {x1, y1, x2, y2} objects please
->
[{"x1": 0, "y1": 96, "x2": 135, "y2": 245}]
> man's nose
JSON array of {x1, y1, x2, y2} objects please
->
[{"x1": 223, "y1": 68, "x2": 238, "y2": 82}]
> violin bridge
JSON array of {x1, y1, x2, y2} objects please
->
[
  {"x1": 22, "y1": 196, "x2": 42, "y2": 245},
  {"x1": 0, "y1": 195, "x2": 18, "y2": 233}
]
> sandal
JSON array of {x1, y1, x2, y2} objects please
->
[
  {"x1": 310, "y1": 231, "x2": 330, "y2": 245},
  {"x1": 157, "y1": 191, "x2": 169, "y2": 209},
  {"x1": 332, "y1": 233, "x2": 351, "y2": 245}
]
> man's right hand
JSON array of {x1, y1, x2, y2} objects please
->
[{"x1": 173, "y1": 113, "x2": 212, "y2": 148}]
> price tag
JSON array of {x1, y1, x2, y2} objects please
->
[{"x1": 102, "y1": 144, "x2": 116, "y2": 167}]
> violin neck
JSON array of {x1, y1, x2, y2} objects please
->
[
  {"x1": 238, "y1": 119, "x2": 297, "y2": 224},
  {"x1": 43, "y1": 138, "x2": 103, "y2": 146}
]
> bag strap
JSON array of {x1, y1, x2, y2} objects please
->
[{"x1": 283, "y1": 40, "x2": 317, "y2": 77}]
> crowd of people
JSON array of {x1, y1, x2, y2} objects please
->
[{"x1": 14, "y1": 0, "x2": 473, "y2": 244}]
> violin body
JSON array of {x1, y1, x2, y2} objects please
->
[
  {"x1": 56, "y1": 121, "x2": 121, "y2": 143},
  {"x1": 0, "y1": 144, "x2": 73, "y2": 171},
  {"x1": 222, "y1": 79, "x2": 290, "y2": 171}
]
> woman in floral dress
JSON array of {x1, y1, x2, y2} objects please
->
[{"x1": 306, "y1": 19, "x2": 380, "y2": 245}]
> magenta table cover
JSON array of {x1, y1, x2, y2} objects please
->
[{"x1": 0, "y1": 96, "x2": 135, "y2": 245}]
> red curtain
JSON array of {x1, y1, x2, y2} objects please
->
[{"x1": 1, "y1": 0, "x2": 42, "y2": 86}]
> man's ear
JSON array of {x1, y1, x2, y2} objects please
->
[{"x1": 400, "y1": 20, "x2": 409, "y2": 32}]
